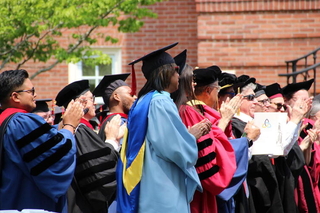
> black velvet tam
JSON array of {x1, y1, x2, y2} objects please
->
[{"x1": 55, "y1": 80, "x2": 90, "y2": 107}]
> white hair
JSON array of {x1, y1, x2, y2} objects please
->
[
  {"x1": 309, "y1": 100, "x2": 320, "y2": 117},
  {"x1": 241, "y1": 83, "x2": 257, "y2": 94}
]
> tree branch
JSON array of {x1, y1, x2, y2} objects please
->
[{"x1": 30, "y1": 59, "x2": 60, "y2": 79}]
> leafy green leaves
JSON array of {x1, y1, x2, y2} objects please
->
[{"x1": 0, "y1": 0, "x2": 163, "y2": 78}]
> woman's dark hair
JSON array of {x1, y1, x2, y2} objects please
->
[
  {"x1": 0, "y1": 69, "x2": 29, "y2": 103},
  {"x1": 171, "y1": 64, "x2": 195, "y2": 109},
  {"x1": 138, "y1": 63, "x2": 177, "y2": 98}
]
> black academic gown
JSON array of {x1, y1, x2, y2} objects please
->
[
  {"x1": 231, "y1": 117, "x2": 284, "y2": 213},
  {"x1": 98, "y1": 113, "x2": 127, "y2": 142},
  {"x1": 274, "y1": 150, "x2": 302, "y2": 213},
  {"x1": 67, "y1": 124, "x2": 119, "y2": 213}
]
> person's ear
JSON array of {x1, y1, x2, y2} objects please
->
[
  {"x1": 113, "y1": 93, "x2": 121, "y2": 102},
  {"x1": 10, "y1": 92, "x2": 21, "y2": 103},
  {"x1": 206, "y1": 87, "x2": 212, "y2": 95}
]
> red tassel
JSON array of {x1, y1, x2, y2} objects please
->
[{"x1": 131, "y1": 64, "x2": 137, "y2": 96}]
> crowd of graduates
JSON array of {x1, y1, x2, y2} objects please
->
[{"x1": 0, "y1": 41, "x2": 320, "y2": 213}]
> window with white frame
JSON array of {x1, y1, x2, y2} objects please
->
[{"x1": 68, "y1": 48, "x2": 121, "y2": 104}]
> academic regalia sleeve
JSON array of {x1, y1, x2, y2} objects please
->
[
  {"x1": 4, "y1": 113, "x2": 76, "y2": 202},
  {"x1": 247, "y1": 155, "x2": 284, "y2": 213},
  {"x1": 218, "y1": 137, "x2": 249, "y2": 201},
  {"x1": 179, "y1": 105, "x2": 236, "y2": 195},
  {"x1": 147, "y1": 94, "x2": 202, "y2": 200},
  {"x1": 282, "y1": 122, "x2": 300, "y2": 156},
  {"x1": 70, "y1": 124, "x2": 118, "y2": 212},
  {"x1": 286, "y1": 142, "x2": 305, "y2": 180}
]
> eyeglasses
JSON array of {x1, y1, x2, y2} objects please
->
[
  {"x1": 80, "y1": 95, "x2": 95, "y2": 103},
  {"x1": 13, "y1": 87, "x2": 35, "y2": 96},
  {"x1": 243, "y1": 94, "x2": 255, "y2": 101},
  {"x1": 271, "y1": 102, "x2": 287, "y2": 111},
  {"x1": 206, "y1": 85, "x2": 221, "y2": 94},
  {"x1": 211, "y1": 85, "x2": 221, "y2": 92},
  {"x1": 257, "y1": 98, "x2": 270, "y2": 105}
]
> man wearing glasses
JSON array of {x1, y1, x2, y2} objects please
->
[
  {"x1": 0, "y1": 69, "x2": 83, "y2": 212},
  {"x1": 265, "y1": 82, "x2": 310, "y2": 156},
  {"x1": 231, "y1": 77, "x2": 259, "y2": 139},
  {"x1": 55, "y1": 79, "x2": 122, "y2": 213},
  {"x1": 264, "y1": 81, "x2": 313, "y2": 213},
  {"x1": 231, "y1": 77, "x2": 284, "y2": 213},
  {"x1": 281, "y1": 79, "x2": 320, "y2": 213},
  {"x1": 253, "y1": 84, "x2": 271, "y2": 113}
]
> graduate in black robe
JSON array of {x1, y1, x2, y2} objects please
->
[
  {"x1": 231, "y1": 77, "x2": 284, "y2": 213},
  {"x1": 56, "y1": 80, "x2": 121, "y2": 213},
  {"x1": 92, "y1": 73, "x2": 136, "y2": 142}
]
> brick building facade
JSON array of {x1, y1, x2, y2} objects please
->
[{"x1": 3, "y1": 0, "x2": 320, "y2": 101}]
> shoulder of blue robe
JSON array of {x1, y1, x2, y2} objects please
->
[
  {"x1": 73, "y1": 124, "x2": 118, "y2": 207},
  {"x1": 147, "y1": 92, "x2": 202, "y2": 197},
  {"x1": 2, "y1": 112, "x2": 76, "y2": 202},
  {"x1": 218, "y1": 137, "x2": 249, "y2": 201}
]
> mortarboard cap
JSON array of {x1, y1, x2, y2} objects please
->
[
  {"x1": 174, "y1": 49, "x2": 187, "y2": 74},
  {"x1": 219, "y1": 72, "x2": 237, "y2": 90},
  {"x1": 233, "y1": 75, "x2": 256, "y2": 94},
  {"x1": 194, "y1": 66, "x2": 222, "y2": 87},
  {"x1": 128, "y1": 42, "x2": 178, "y2": 80},
  {"x1": 32, "y1": 99, "x2": 52, "y2": 113},
  {"x1": 92, "y1": 73, "x2": 130, "y2": 105},
  {"x1": 265, "y1": 83, "x2": 283, "y2": 99},
  {"x1": 254, "y1": 83, "x2": 266, "y2": 98},
  {"x1": 281, "y1": 79, "x2": 314, "y2": 96},
  {"x1": 55, "y1": 80, "x2": 90, "y2": 108}
]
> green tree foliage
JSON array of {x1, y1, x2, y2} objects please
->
[{"x1": 0, "y1": 0, "x2": 162, "y2": 79}]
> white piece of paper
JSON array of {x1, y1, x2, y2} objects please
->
[{"x1": 251, "y1": 112, "x2": 287, "y2": 155}]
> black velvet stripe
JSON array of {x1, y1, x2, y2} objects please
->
[
  {"x1": 195, "y1": 152, "x2": 216, "y2": 167},
  {"x1": 301, "y1": 168, "x2": 317, "y2": 213},
  {"x1": 30, "y1": 139, "x2": 73, "y2": 176},
  {"x1": 197, "y1": 138, "x2": 213, "y2": 151},
  {"x1": 76, "y1": 161, "x2": 116, "y2": 180},
  {"x1": 198, "y1": 165, "x2": 220, "y2": 180},
  {"x1": 16, "y1": 123, "x2": 52, "y2": 149},
  {"x1": 23, "y1": 133, "x2": 64, "y2": 163},
  {"x1": 77, "y1": 147, "x2": 111, "y2": 165},
  {"x1": 80, "y1": 175, "x2": 116, "y2": 194}
]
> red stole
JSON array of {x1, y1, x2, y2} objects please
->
[
  {"x1": 102, "y1": 113, "x2": 128, "y2": 124},
  {"x1": 80, "y1": 118, "x2": 94, "y2": 130},
  {"x1": 0, "y1": 108, "x2": 27, "y2": 125}
]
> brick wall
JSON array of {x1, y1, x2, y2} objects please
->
[
  {"x1": 2, "y1": 0, "x2": 320, "y2": 99},
  {"x1": 196, "y1": 0, "x2": 320, "y2": 92},
  {"x1": 122, "y1": 0, "x2": 199, "y2": 93}
]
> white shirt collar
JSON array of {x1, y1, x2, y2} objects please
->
[{"x1": 233, "y1": 112, "x2": 253, "y2": 123}]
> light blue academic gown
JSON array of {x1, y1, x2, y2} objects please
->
[{"x1": 138, "y1": 91, "x2": 202, "y2": 213}]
